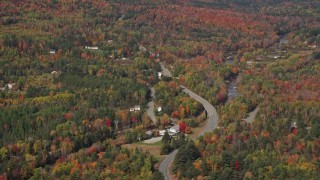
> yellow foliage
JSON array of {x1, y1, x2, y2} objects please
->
[{"x1": 25, "y1": 153, "x2": 36, "y2": 162}]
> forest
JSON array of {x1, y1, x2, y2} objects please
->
[{"x1": 0, "y1": 0, "x2": 320, "y2": 179}]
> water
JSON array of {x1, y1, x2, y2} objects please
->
[
  {"x1": 224, "y1": 53, "x2": 239, "y2": 102},
  {"x1": 226, "y1": 76, "x2": 238, "y2": 101}
]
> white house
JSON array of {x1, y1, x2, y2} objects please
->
[
  {"x1": 158, "y1": 72, "x2": 162, "y2": 79},
  {"x1": 6, "y1": 83, "x2": 16, "y2": 90},
  {"x1": 169, "y1": 125, "x2": 179, "y2": 134},
  {"x1": 51, "y1": 71, "x2": 58, "y2": 74},
  {"x1": 146, "y1": 130, "x2": 153, "y2": 137},
  {"x1": 85, "y1": 46, "x2": 99, "y2": 50},
  {"x1": 130, "y1": 105, "x2": 141, "y2": 112},
  {"x1": 247, "y1": 61, "x2": 254, "y2": 65},
  {"x1": 159, "y1": 130, "x2": 167, "y2": 136},
  {"x1": 50, "y1": 50, "x2": 56, "y2": 54},
  {"x1": 157, "y1": 106, "x2": 162, "y2": 112}
]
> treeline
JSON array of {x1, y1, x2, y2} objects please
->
[{"x1": 1, "y1": 140, "x2": 163, "y2": 179}]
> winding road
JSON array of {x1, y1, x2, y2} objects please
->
[
  {"x1": 137, "y1": 44, "x2": 219, "y2": 179},
  {"x1": 158, "y1": 63, "x2": 219, "y2": 180}
]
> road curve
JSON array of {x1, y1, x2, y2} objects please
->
[
  {"x1": 159, "y1": 149, "x2": 178, "y2": 179},
  {"x1": 181, "y1": 85, "x2": 218, "y2": 137},
  {"x1": 159, "y1": 64, "x2": 219, "y2": 180},
  {"x1": 137, "y1": 44, "x2": 219, "y2": 179}
]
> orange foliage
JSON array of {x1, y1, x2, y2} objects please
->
[{"x1": 287, "y1": 154, "x2": 299, "y2": 165}]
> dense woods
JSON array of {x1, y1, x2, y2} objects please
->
[
  {"x1": 0, "y1": 0, "x2": 319, "y2": 179},
  {"x1": 193, "y1": 54, "x2": 320, "y2": 179}
]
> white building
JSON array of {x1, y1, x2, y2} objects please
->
[
  {"x1": 157, "y1": 106, "x2": 162, "y2": 112},
  {"x1": 85, "y1": 46, "x2": 99, "y2": 50},
  {"x1": 169, "y1": 125, "x2": 179, "y2": 134},
  {"x1": 130, "y1": 105, "x2": 141, "y2": 112},
  {"x1": 6, "y1": 83, "x2": 16, "y2": 90},
  {"x1": 158, "y1": 72, "x2": 162, "y2": 79},
  {"x1": 159, "y1": 130, "x2": 167, "y2": 136},
  {"x1": 50, "y1": 50, "x2": 56, "y2": 54}
]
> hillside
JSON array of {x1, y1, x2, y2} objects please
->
[{"x1": 0, "y1": 0, "x2": 319, "y2": 179}]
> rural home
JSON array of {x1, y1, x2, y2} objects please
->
[
  {"x1": 130, "y1": 105, "x2": 141, "y2": 112},
  {"x1": 159, "y1": 130, "x2": 167, "y2": 136},
  {"x1": 85, "y1": 46, "x2": 99, "y2": 50},
  {"x1": 169, "y1": 125, "x2": 179, "y2": 134},
  {"x1": 50, "y1": 50, "x2": 56, "y2": 54},
  {"x1": 158, "y1": 72, "x2": 162, "y2": 79},
  {"x1": 6, "y1": 83, "x2": 16, "y2": 90}
]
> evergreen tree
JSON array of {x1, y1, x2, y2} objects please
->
[
  {"x1": 222, "y1": 151, "x2": 233, "y2": 168},
  {"x1": 310, "y1": 120, "x2": 320, "y2": 138},
  {"x1": 172, "y1": 140, "x2": 200, "y2": 175},
  {"x1": 200, "y1": 158, "x2": 209, "y2": 176},
  {"x1": 297, "y1": 113, "x2": 307, "y2": 139}
]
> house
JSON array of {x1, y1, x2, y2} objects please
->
[
  {"x1": 51, "y1": 71, "x2": 58, "y2": 74},
  {"x1": 158, "y1": 72, "x2": 162, "y2": 79},
  {"x1": 130, "y1": 105, "x2": 141, "y2": 112},
  {"x1": 247, "y1": 61, "x2": 254, "y2": 65},
  {"x1": 50, "y1": 50, "x2": 56, "y2": 54},
  {"x1": 169, "y1": 125, "x2": 179, "y2": 134},
  {"x1": 146, "y1": 130, "x2": 153, "y2": 137},
  {"x1": 157, "y1": 106, "x2": 162, "y2": 112},
  {"x1": 85, "y1": 46, "x2": 99, "y2": 50},
  {"x1": 159, "y1": 130, "x2": 167, "y2": 136},
  {"x1": 291, "y1": 121, "x2": 297, "y2": 128},
  {"x1": 6, "y1": 83, "x2": 16, "y2": 90}
]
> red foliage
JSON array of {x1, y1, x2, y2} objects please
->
[
  {"x1": 216, "y1": 58, "x2": 222, "y2": 64},
  {"x1": 234, "y1": 160, "x2": 239, "y2": 171},
  {"x1": 64, "y1": 113, "x2": 73, "y2": 120},
  {"x1": 169, "y1": 81, "x2": 177, "y2": 88},
  {"x1": 179, "y1": 121, "x2": 187, "y2": 132},
  {"x1": 292, "y1": 128, "x2": 298, "y2": 135},
  {"x1": 209, "y1": 53, "x2": 215, "y2": 60},
  {"x1": 12, "y1": 145, "x2": 19, "y2": 154},
  {"x1": 227, "y1": 135, "x2": 233, "y2": 143},
  {"x1": 284, "y1": 81, "x2": 290, "y2": 90},
  {"x1": 105, "y1": 118, "x2": 112, "y2": 127},
  {"x1": 171, "y1": 111, "x2": 180, "y2": 118},
  {"x1": 295, "y1": 83, "x2": 302, "y2": 90},
  {"x1": 55, "y1": 53, "x2": 59, "y2": 61},
  {"x1": 57, "y1": 156, "x2": 67, "y2": 163},
  {"x1": 131, "y1": 116, "x2": 137, "y2": 123},
  {"x1": 86, "y1": 145, "x2": 97, "y2": 154},
  {"x1": 232, "y1": 66, "x2": 238, "y2": 74},
  {"x1": 0, "y1": 174, "x2": 7, "y2": 180},
  {"x1": 179, "y1": 76, "x2": 185, "y2": 83}
]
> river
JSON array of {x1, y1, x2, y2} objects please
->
[{"x1": 224, "y1": 55, "x2": 239, "y2": 102}]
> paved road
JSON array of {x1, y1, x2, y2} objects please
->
[
  {"x1": 160, "y1": 62, "x2": 172, "y2": 77},
  {"x1": 147, "y1": 87, "x2": 156, "y2": 124},
  {"x1": 159, "y1": 149, "x2": 178, "y2": 179},
  {"x1": 181, "y1": 85, "x2": 218, "y2": 137},
  {"x1": 159, "y1": 64, "x2": 219, "y2": 180},
  {"x1": 137, "y1": 45, "x2": 219, "y2": 179}
]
